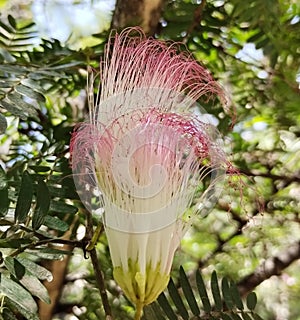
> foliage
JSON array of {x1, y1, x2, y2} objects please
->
[
  {"x1": 143, "y1": 267, "x2": 261, "y2": 320},
  {"x1": 0, "y1": 0, "x2": 300, "y2": 319}
]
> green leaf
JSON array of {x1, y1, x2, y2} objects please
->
[
  {"x1": 16, "y1": 257, "x2": 53, "y2": 281},
  {"x1": 157, "y1": 292, "x2": 177, "y2": 320},
  {"x1": 27, "y1": 247, "x2": 71, "y2": 260},
  {"x1": 32, "y1": 179, "x2": 50, "y2": 230},
  {"x1": 252, "y1": 314, "x2": 264, "y2": 320},
  {"x1": 6, "y1": 296, "x2": 40, "y2": 320},
  {"x1": 0, "y1": 187, "x2": 9, "y2": 217},
  {"x1": 167, "y1": 277, "x2": 188, "y2": 320},
  {"x1": 0, "y1": 273, "x2": 37, "y2": 313},
  {"x1": 211, "y1": 271, "x2": 222, "y2": 311},
  {"x1": 143, "y1": 302, "x2": 165, "y2": 320},
  {"x1": 196, "y1": 270, "x2": 211, "y2": 313},
  {"x1": 0, "y1": 77, "x2": 17, "y2": 87},
  {"x1": 241, "y1": 312, "x2": 252, "y2": 320},
  {"x1": 179, "y1": 266, "x2": 200, "y2": 316},
  {"x1": 7, "y1": 92, "x2": 38, "y2": 118},
  {"x1": 15, "y1": 171, "x2": 33, "y2": 223},
  {"x1": 230, "y1": 281, "x2": 244, "y2": 311},
  {"x1": 231, "y1": 314, "x2": 242, "y2": 320},
  {"x1": 221, "y1": 313, "x2": 232, "y2": 320},
  {"x1": 29, "y1": 165, "x2": 51, "y2": 173},
  {"x1": 0, "y1": 99, "x2": 27, "y2": 120},
  {"x1": 43, "y1": 215, "x2": 69, "y2": 232},
  {"x1": 0, "y1": 113, "x2": 7, "y2": 134},
  {"x1": 246, "y1": 292, "x2": 257, "y2": 310},
  {"x1": 50, "y1": 61, "x2": 82, "y2": 70},
  {"x1": 0, "y1": 238, "x2": 32, "y2": 248},
  {"x1": 0, "y1": 306, "x2": 18, "y2": 320},
  {"x1": 19, "y1": 22, "x2": 36, "y2": 31},
  {"x1": 0, "y1": 20, "x2": 14, "y2": 34},
  {"x1": 31, "y1": 69, "x2": 67, "y2": 78},
  {"x1": 222, "y1": 277, "x2": 234, "y2": 310},
  {"x1": 4, "y1": 256, "x2": 50, "y2": 303},
  {"x1": 15, "y1": 84, "x2": 45, "y2": 102},
  {"x1": 4, "y1": 256, "x2": 25, "y2": 279},
  {"x1": 20, "y1": 78, "x2": 46, "y2": 94},
  {"x1": 7, "y1": 15, "x2": 16, "y2": 29},
  {"x1": 49, "y1": 200, "x2": 78, "y2": 214},
  {"x1": 0, "y1": 64, "x2": 29, "y2": 74},
  {"x1": 0, "y1": 165, "x2": 7, "y2": 189}
]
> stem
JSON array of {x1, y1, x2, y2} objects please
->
[
  {"x1": 134, "y1": 301, "x2": 143, "y2": 320},
  {"x1": 85, "y1": 208, "x2": 113, "y2": 319},
  {"x1": 89, "y1": 247, "x2": 113, "y2": 318}
]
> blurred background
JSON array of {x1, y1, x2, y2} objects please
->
[{"x1": 0, "y1": 0, "x2": 300, "y2": 319}]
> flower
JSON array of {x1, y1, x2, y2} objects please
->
[{"x1": 70, "y1": 28, "x2": 233, "y2": 319}]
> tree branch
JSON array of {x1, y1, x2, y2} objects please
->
[
  {"x1": 183, "y1": 0, "x2": 206, "y2": 43},
  {"x1": 197, "y1": 207, "x2": 257, "y2": 269},
  {"x1": 237, "y1": 241, "x2": 300, "y2": 297}
]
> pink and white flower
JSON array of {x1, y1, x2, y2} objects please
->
[{"x1": 70, "y1": 28, "x2": 233, "y2": 318}]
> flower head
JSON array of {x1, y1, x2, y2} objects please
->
[{"x1": 71, "y1": 28, "x2": 233, "y2": 318}]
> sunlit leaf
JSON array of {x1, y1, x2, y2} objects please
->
[
  {"x1": 0, "y1": 98, "x2": 27, "y2": 120},
  {"x1": 6, "y1": 92, "x2": 38, "y2": 118},
  {"x1": 4, "y1": 257, "x2": 50, "y2": 304},
  {"x1": 16, "y1": 257, "x2": 53, "y2": 281},
  {"x1": 15, "y1": 84, "x2": 45, "y2": 102},
  {"x1": 0, "y1": 20, "x2": 14, "y2": 34},
  {"x1": 20, "y1": 78, "x2": 46, "y2": 94},
  {"x1": 27, "y1": 247, "x2": 71, "y2": 260},
  {"x1": 5, "y1": 297, "x2": 39, "y2": 320},
  {"x1": 0, "y1": 64, "x2": 29, "y2": 74},
  {"x1": 0, "y1": 273, "x2": 37, "y2": 313}
]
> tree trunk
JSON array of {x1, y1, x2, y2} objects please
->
[{"x1": 111, "y1": 0, "x2": 165, "y2": 35}]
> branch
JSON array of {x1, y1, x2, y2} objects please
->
[
  {"x1": 85, "y1": 209, "x2": 113, "y2": 319},
  {"x1": 89, "y1": 247, "x2": 113, "y2": 319},
  {"x1": 237, "y1": 241, "x2": 300, "y2": 297},
  {"x1": 183, "y1": 0, "x2": 206, "y2": 43},
  {"x1": 197, "y1": 207, "x2": 257, "y2": 269}
]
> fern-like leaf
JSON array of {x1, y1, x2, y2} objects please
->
[{"x1": 156, "y1": 267, "x2": 263, "y2": 320}]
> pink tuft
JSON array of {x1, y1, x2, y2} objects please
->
[{"x1": 90, "y1": 27, "x2": 232, "y2": 126}]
